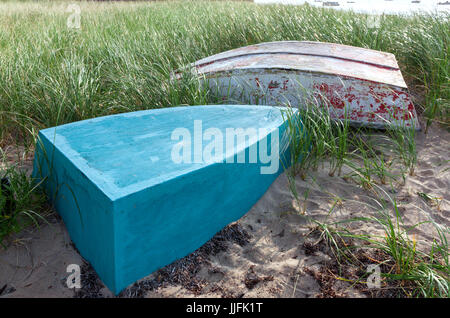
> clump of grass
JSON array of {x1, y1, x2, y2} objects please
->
[
  {"x1": 301, "y1": 191, "x2": 449, "y2": 298},
  {"x1": 344, "y1": 133, "x2": 397, "y2": 188},
  {"x1": 282, "y1": 94, "x2": 447, "y2": 297},
  {"x1": 393, "y1": 13, "x2": 449, "y2": 132},
  {"x1": 327, "y1": 114, "x2": 350, "y2": 178},
  {"x1": 366, "y1": 189, "x2": 449, "y2": 297},
  {"x1": 0, "y1": 157, "x2": 50, "y2": 247},
  {"x1": 281, "y1": 106, "x2": 310, "y2": 177},
  {"x1": 386, "y1": 122, "x2": 418, "y2": 176},
  {"x1": 285, "y1": 101, "x2": 351, "y2": 178}
]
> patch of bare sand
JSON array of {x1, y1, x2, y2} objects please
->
[
  {"x1": 0, "y1": 123, "x2": 448, "y2": 298},
  {"x1": 0, "y1": 214, "x2": 83, "y2": 298}
]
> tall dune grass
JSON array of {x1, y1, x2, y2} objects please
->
[{"x1": 0, "y1": 0, "x2": 448, "y2": 144}]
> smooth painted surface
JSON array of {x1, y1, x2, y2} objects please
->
[
  {"x1": 36, "y1": 105, "x2": 287, "y2": 200},
  {"x1": 32, "y1": 105, "x2": 297, "y2": 294}
]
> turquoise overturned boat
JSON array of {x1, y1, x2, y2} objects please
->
[{"x1": 32, "y1": 105, "x2": 299, "y2": 294}]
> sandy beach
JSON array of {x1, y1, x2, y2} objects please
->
[{"x1": 1, "y1": 120, "x2": 448, "y2": 298}]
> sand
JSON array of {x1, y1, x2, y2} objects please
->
[{"x1": 0, "y1": 122, "x2": 448, "y2": 298}]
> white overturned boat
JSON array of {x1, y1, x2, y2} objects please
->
[{"x1": 183, "y1": 41, "x2": 420, "y2": 129}]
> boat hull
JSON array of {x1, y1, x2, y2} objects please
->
[
  {"x1": 32, "y1": 105, "x2": 297, "y2": 294},
  {"x1": 188, "y1": 41, "x2": 420, "y2": 129},
  {"x1": 204, "y1": 69, "x2": 418, "y2": 129}
]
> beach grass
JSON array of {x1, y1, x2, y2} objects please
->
[
  {"x1": 288, "y1": 177, "x2": 449, "y2": 297},
  {"x1": 0, "y1": 0, "x2": 448, "y2": 145},
  {"x1": 282, "y1": 105, "x2": 449, "y2": 297},
  {"x1": 0, "y1": 153, "x2": 50, "y2": 246}
]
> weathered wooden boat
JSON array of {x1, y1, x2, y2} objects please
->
[
  {"x1": 184, "y1": 41, "x2": 420, "y2": 129},
  {"x1": 32, "y1": 105, "x2": 298, "y2": 294}
]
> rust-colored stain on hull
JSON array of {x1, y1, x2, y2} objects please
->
[{"x1": 188, "y1": 41, "x2": 420, "y2": 129}]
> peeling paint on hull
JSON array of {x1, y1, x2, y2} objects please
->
[{"x1": 189, "y1": 41, "x2": 420, "y2": 129}]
